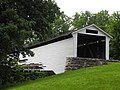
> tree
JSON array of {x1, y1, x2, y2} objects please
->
[
  {"x1": 16, "y1": 0, "x2": 60, "y2": 41},
  {"x1": 51, "y1": 12, "x2": 72, "y2": 36},
  {"x1": 89, "y1": 10, "x2": 109, "y2": 30},
  {"x1": 107, "y1": 12, "x2": 120, "y2": 59},
  {"x1": 72, "y1": 10, "x2": 109, "y2": 31},
  {"x1": 72, "y1": 11, "x2": 92, "y2": 29},
  {"x1": 0, "y1": 0, "x2": 60, "y2": 85},
  {"x1": 0, "y1": 8, "x2": 35, "y2": 85}
]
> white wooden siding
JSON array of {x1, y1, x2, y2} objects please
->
[{"x1": 21, "y1": 38, "x2": 75, "y2": 74}]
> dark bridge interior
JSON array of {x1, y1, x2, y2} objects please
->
[{"x1": 77, "y1": 33, "x2": 105, "y2": 59}]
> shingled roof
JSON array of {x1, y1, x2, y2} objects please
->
[
  {"x1": 29, "y1": 30, "x2": 74, "y2": 49},
  {"x1": 28, "y1": 24, "x2": 112, "y2": 49}
]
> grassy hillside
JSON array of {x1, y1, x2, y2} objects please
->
[{"x1": 5, "y1": 62, "x2": 120, "y2": 90}]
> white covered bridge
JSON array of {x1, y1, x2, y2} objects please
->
[{"x1": 20, "y1": 24, "x2": 112, "y2": 74}]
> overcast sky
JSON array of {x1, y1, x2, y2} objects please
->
[{"x1": 54, "y1": 0, "x2": 120, "y2": 17}]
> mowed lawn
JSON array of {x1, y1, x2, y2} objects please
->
[{"x1": 5, "y1": 62, "x2": 120, "y2": 90}]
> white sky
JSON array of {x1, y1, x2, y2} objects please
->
[{"x1": 54, "y1": 0, "x2": 120, "y2": 17}]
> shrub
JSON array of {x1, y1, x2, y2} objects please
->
[{"x1": 23, "y1": 71, "x2": 46, "y2": 80}]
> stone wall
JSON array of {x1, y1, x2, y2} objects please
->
[{"x1": 65, "y1": 57, "x2": 107, "y2": 71}]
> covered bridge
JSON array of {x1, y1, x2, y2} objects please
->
[{"x1": 20, "y1": 24, "x2": 112, "y2": 74}]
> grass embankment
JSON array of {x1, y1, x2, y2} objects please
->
[{"x1": 5, "y1": 62, "x2": 120, "y2": 90}]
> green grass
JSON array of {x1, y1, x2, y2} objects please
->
[{"x1": 5, "y1": 62, "x2": 120, "y2": 90}]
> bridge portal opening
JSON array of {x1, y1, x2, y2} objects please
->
[{"x1": 77, "y1": 33, "x2": 106, "y2": 59}]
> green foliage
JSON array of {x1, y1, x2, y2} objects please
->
[
  {"x1": 0, "y1": 0, "x2": 61, "y2": 41},
  {"x1": 0, "y1": 0, "x2": 60, "y2": 85},
  {"x1": 89, "y1": 10, "x2": 109, "y2": 30},
  {"x1": 23, "y1": 71, "x2": 46, "y2": 80},
  {"x1": 15, "y1": 0, "x2": 61, "y2": 41},
  {"x1": 4, "y1": 62, "x2": 120, "y2": 90},
  {"x1": 107, "y1": 12, "x2": 120, "y2": 59},
  {"x1": 51, "y1": 12, "x2": 72, "y2": 36},
  {"x1": 22, "y1": 70, "x2": 55, "y2": 81},
  {"x1": 0, "y1": 65, "x2": 24, "y2": 87},
  {"x1": 72, "y1": 11, "x2": 92, "y2": 29},
  {"x1": 72, "y1": 10, "x2": 109, "y2": 30},
  {"x1": 0, "y1": 7, "x2": 35, "y2": 85}
]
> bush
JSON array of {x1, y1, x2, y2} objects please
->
[
  {"x1": 23, "y1": 70, "x2": 55, "y2": 80},
  {"x1": 0, "y1": 65, "x2": 24, "y2": 88},
  {"x1": 0, "y1": 67, "x2": 55, "y2": 89},
  {"x1": 23, "y1": 71, "x2": 46, "y2": 80}
]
